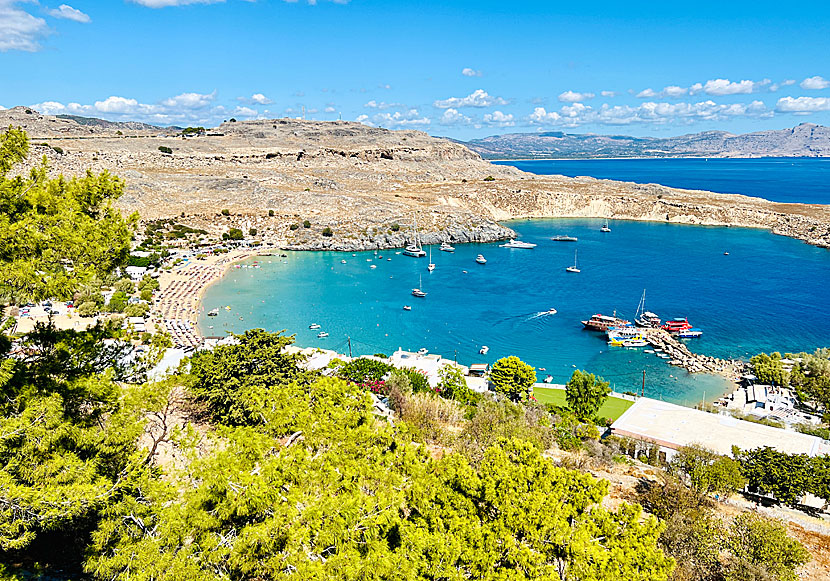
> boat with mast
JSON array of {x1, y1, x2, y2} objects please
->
[
  {"x1": 566, "y1": 249, "x2": 580, "y2": 273},
  {"x1": 403, "y1": 213, "x2": 426, "y2": 257},
  {"x1": 427, "y1": 247, "x2": 435, "y2": 271},
  {"x1": 412, "y1": 274, "x2": 427, "y2": 297},
  {"x1": 634, "y1": 290, "x2": 661, "y2": 328},
  {"x1": 440, "y1": 241, "x2": 455, "y2": 252}
]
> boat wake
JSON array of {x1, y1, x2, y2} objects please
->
[{"x1": 527, "y1": 309, "x2": 558, "y2": 320}]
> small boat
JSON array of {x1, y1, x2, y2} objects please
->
[
  {"x1": 543, "y1": 375, "x2": 554, "y2": 384},
  {"x1": 309, "y1": 323, "x2": 321, "y2": 330},
  {"x1": 317, "y1": 332, "x2": 329, "y2": 338},
  {"x1": 207, "y1": 308, "x2": 219, "y2": 317},
  {"x1": 724, "y1": 251, "x2": 730, "y2": 256},
  {"x1": 479, "y1": 346, "x2": 489, "y2": 355},
  {"x1": 644, "y1": 349, "x2": 655, "y2": 354},
  {"x1": 370, "y1": 265, "x2": 377, "y2": 269},
  {"x1": 543, "y1": 307, "x2": 557, "y2": 315},
  {"x1": 341, "y1": 259, "x2": 347, "y2": 264},
  {"x1": 412, "y1": 274, "x2": 427, "y2": 297},
  {"x1": 677, "y1": 328, "x2": 703, "y2": 338},
  {"x1": 403, "y1": 213, "x2": 427, "y2": 257},
  {"x1": 224, "y1": 305, "x2": 232, "y2": 311},
  {"x1": 417, "y1": 348, "x2": 429, "y2": 356},
  {"x1": 440, "y1": 241, "x2": 455, "y2": 252},
  {"x1": 600, "y1": 219, "x2": 611, "y2": 232},
  {"x1": 551, "y1": 235, "x2": 578, "y2": 242},
  {"x1": 427, "y1": 247, "x2": 435, "y2": 272},
  {"x1": 475, "y1": 254, "x2": 487, "y2": 264},
  {"x1": 658, "y1": 353, "x2": 671, "y2": 359},
  {"x1": 500, "y1": 239, "x2": 537, "y2": 249},
  {"x1": 403, "y1": 305, "x2": 412, "y2": 311},
  {"x1": 566, "y1": 249, "x2": 580, "y2": 273}
]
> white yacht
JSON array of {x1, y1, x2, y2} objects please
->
[
  {"x1": 309, "y1": 323, "x2": 321, "y2": 330},
  {"x1": 417, "y1": 348, "x2": 429, "y2": 356},
  {"x1": 317, "y1": 332, "x2": 329, "y2": 338},
  {"x1": 500, "y1": 239, "x2": 537, "y2": 249},
  {"x1": 403, "y1": 213, "x2": 426, "y2": 257},
  {"x1": 600, "y1": 219, "x2": 611, "y2": 232},
  {"x1": 403, "y1": 305, "x2": 412, "y2": 311},
  {"x1": 476, "y1": 254, "x2": 487, "y2": 264},
  {"x1": 551, "y1": 235, "x2": 578, "y2": 242},
  {"x1": 412, "y1": 274, "x2": 427, "y2": 297},
  {"x1": 427, "y1": 247, "x2": 435, "y2": 271},
  {"x1": 566, "y1": 249, "x2": 580, "y2": 273},
  {"x1": 479, "y1": 345, "x2": 489, "y2": 355},
  {"x1": 634, "y1": 290, "x2": 661, "y2": 328},
  {"x1": 440, "y1": 241, "x2": 455, "y2": 252}
]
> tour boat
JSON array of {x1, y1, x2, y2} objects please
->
[
  {"x1": 309, "y1": 323, "x2": 321, "y2": 330},
  {"x1": 551, "y1": 235, "x2": 578, "y2": 242},
  {"x1": 403, "y1": 305, "x2": 412, "y2": 311},
  {"x1": 566, "y1": 249, "x2": 580, "y2": 273},
  {"x1": 476, "y1": 254, "x2": 487, "y2": 264},
  {"x1": 633, "y1": 290, "x2": 661, "y2": 328},
  {"x1": 662, "y1": 318, "x2": 693, "y2": 333},
  {"x1": 600, "y1": 219, "x2": 611, "y2": 232},
  {"x1": 499, "y1": 239, "x2": 537, "y2": 249},
  {"x1": 207, "y1": 308, "x2": 219, "y2": 317},
  {"x1": 581, "y1": 312, "x2": 631, "y2": 331},
  {"x1": 440, "y1": 241, "x2": 455, "y2": 252},
  {"x1": 479, "y1": 346, "x2": 489, "y2": 355},
  {"x1": 403, "y1": 213, "x2": 426, "y2": 257},
  {"x1": 317, "y1": 332, "x2": 329, "y2": 338}
]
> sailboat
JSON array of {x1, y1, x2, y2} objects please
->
[
  {"x1": 427, "y1": 247, "x2": 435, "y2": 271},
  {"x1": 600, "y1": 219, "x2": 611, "y2": 232},
  {"x1": 634, "y1": 289, "x2": 661, "y2": 328},
  {"x1": 566, "y1": 249, "x2": 581, "y2": 273},
  {"x1": 403, "y1": 213, "x2": 426, "y2": 257},
  {"x1": 412, "y1": 274, "x2": 427, "y2": 297}
]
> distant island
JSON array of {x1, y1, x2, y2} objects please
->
[{"x1": 457, "y1": 123, "x2": 830, "y2": 160}]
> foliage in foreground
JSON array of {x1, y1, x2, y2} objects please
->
[{"x1": 489, "y1": 355, "x2": 536, "y2": 402}]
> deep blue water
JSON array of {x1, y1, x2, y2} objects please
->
[
  {"x1": 198, "y1": 219, "x2": 830, "y2": 406},
  {"x1": 494, "y1": 158, "x2": 830, "y2": 205}
]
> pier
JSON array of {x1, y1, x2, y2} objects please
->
[{"x1": 642, "y1": 328, "x2": 746, "y2": 376}]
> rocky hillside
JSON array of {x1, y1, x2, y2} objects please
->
[
  {"x1": 461, "y1": 123, "x2": 830, "y2": 159},
  {"x1": 0, "y1": 106, "x2": 172, "y2": 137},
  {"x1": 3, "y1": 107, "x2": 829, "y2": 250}
]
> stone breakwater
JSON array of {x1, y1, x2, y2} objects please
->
[{"x1": 643, "y1": 329, "x2": 748, "y2": 377}]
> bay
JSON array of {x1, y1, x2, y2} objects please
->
[{"x1": 198, "y1": 219, "x2": 830, "y2": 406}]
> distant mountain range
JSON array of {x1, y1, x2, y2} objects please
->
[
  {"x1": 457, "y1": 123, "x2": 830, "y2": 159},
  {"x1": 56, "y1": 114, "x2": 180, "y2": 132}
]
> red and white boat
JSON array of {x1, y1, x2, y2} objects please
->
[
  {"x1": 581, "y1": 313, "x2": 630, "y2": 331},
  {"x1": 662, "y1": 318, "x2": 693, "y2": 332}
]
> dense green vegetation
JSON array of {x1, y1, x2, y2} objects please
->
[
  {"x1": 565, "y1": 369, "x2": 611, "y2": 421},
  {"x1": 750, "y1": 349, "x2": 830, "y2": 418},
  {"x1": 489, "y1": 355, "x2": 536, "y2": 401}
]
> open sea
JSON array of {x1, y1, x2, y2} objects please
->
[
  {"x1": 494, "y1": 158, "x2": 830, "y2": 205},
  {"x1": 199, "y1": 218, "x2": 830, "y2": 406}
]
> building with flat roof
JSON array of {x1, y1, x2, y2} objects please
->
[{"x1": 611, "y1": 397, "x2": 830, "y2": 461}]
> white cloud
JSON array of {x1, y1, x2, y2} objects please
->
[
  {"x1": 662, "y1": 85, "x2": 687, "y2": 98},
  {"x1": 636, "y1": 88, "x2": 658, "y2": 99},
  {"x1": 462, "y1": 67, "x2": 482, "y2": 77},
  {"x1": 251, "y1": 93, "x2": 273, "y2": 105},
  {"x1": 48, "y1": 4, "x2": 91, "y2": 22},
  {"x1": 364, "y1": 100, "x2": 403, "y2": 109},
  {"x1": 800, "y1": 76, "x2": 830, "y2": 90},
  {"x1": 433, "y1": 89, "x2": 508, "y2": 109},
  {"x1": 95, "y1": 96, "x2": 142, "y2": 114},
  {"x1": 600, "y1": 90, "x2": 617, "y2": 98},
  {"x1": 233, "y1": 106, "x2": 257, "y2": 117},
  {"x1": 360, "y1": 109, "x2": 430, "y2": 128},
  {"x1": 439, "y1": 108, "x2": 471, "y2": 126},
  {"x1": 529, "y1": 107, "x2": 561, "y2": 124},
  {"x1": 0, "y1": 0, "x2": 50, "y2": 52},
  {"x1": 355, "y1": 114, "x2": 369, "y2": 123},
  {"x1": 161, "y1": 91, "x2": 216, "y2": 109},
  {"x1": 558, "y1": 90, "x2": 595, "y2": 103},
  {"x1": 324, "y1": 106, "x2": 336, "y2": 113},
  {"x1": 776, "y1": 96, "x2": 830, "y2": 113},
  {"x1": 699, "y1": 78, "x2": 767, "y2": 96},
  {"x1": 483, "y1": 110, "x2": 514, "y2": 127}
]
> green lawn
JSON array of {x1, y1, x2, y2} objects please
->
[{"x1": 532, "y1": 387, "x2": 634, "y2": 421}]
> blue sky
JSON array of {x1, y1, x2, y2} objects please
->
[{"x1": 1, "y1": 0, "x2": 829, "y2": 139}]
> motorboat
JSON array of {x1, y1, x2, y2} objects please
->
[
  {"x1": 440, "y1": 241, "x2": 455, "y2": 252},
  {"x1": 662, "y1": 318, "x2": 693, "y2": 333},
  {"x1": 551, "y1": 235, "x2": 578, "y2": 242},
  {"x1": 499, "y1": 239, "x2": 537, "y2": 249},
  {"x1": 417, "y1": 348, "x2": 429, "y2": 356},
  {"x1": 479, "y1": 345, "x2": 489, "y2": 355},
  {"x1": 476, "y1": 254, "x2": 487, "y2": 264},
  {"x1": 370, "y1": 265, "x2": 377, "y2": 269},
  {"x1": 566, "y1": 249, "x2": 580, "y2": 273},
  {"x1": 341, "y1": 259, "x2": 347, "y2": 264},
  {"x1": 543, "y1": 307, "x2": 557, "y2": 315},
  {"x1": 207, "y1": 308, "x2": 219, "y2": 317},
  {"x1": 403, "y1": 305, "x2": 412, "y2": 311},
  {"x1": 317, "y1": 332, "x2": 329, "y2": 338},
  {"x1": 309, "y1": 323, "x2": 321, "y2": 330},
  {"x1": 543, "y1": 375, "x2": 554, "y2": 384},
  {"x1": 600, "y1": 219, "x2": 611, "y2": 232},
  {"x1": 677, "y1": 328, "x2": 703, "y2": 338}
]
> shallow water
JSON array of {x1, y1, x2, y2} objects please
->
[{"x1": 199, "y1": 219, "x2": 830, "y2": 405}]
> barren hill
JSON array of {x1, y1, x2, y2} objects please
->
[{"x1": 3, "y1": 107, "x2": 829, "y2": 250}]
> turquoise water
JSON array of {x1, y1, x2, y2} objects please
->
[
  {"x1": 494, "y1": 158, "x2": 830, "y2": 205},
  {"x1": 199, "y1": 219, "x2": 830, "y2": 406}
]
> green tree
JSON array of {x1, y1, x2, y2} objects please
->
[
  {"x1": 322, "y1": 226, "x2": 333, "y2": 237},
  {"x1": 336, "y1": 357, "x2": 392, "y2": 384},
  {"x1": 248, "y1": 227, "x2": 257, "y2": 236},
  {"x1": 437, "y1": 363, "x2": 479, "y2": 404},
  {"x1": 489, "y1": 355, "x2": 536, "y2": 401},
  {"x1": 114, "y1": 278, "x2": 135, "y2": 293},
  {"x1": 77, "y1": 301, "x2": 98, "y2": 317},
  {"x1": 0, "y1": 127, "x2": 136, "y2": 303},
  {"x1": 157, "y1": 145, "x2": 172, "y2": 154},
  {"x1": 221, "y1": 208, "x2": 230, "y2": 216},
  {"x1": 735, "y1": 447, "x2": 812, "y2": 507},
  {"x1": 565, "y1": 369, "x2": 611, "y2": 421},
  {"x1": 268, "y1": 209, "x2": 275, "y2": 217},
  {"x1": 106, "y1": 291, "x2": 128, "y2": 313},
  {"x1": 227, "y1": 227, "x2": 243, "y2": 240},
  {"x1": 139, "y1": 288, "x2": 153, "y2": 302},
  {"x1": 303, "y1": 219, "x2": 311, "y2": 228},
  {"x1": 726, "y1": 513, "x2": 809, "y2": 581},
  {"x1": 750, "y1": 352, "x2": 788, "y2": 386},
  {"x1": 671, "y1": 444, "x2": 746, "y2": 498}
]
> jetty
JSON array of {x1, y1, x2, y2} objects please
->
[{"x1": 642, "y1": 328, "x2": 746, "y2": 376}]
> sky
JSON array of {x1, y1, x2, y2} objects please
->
[{"x1": 1, "y1": 0, "x2": 830, "y2": 139}]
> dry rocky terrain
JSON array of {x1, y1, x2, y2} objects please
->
[{"x1": 4, "y1": 106, "x2": 829, "y2": 251}]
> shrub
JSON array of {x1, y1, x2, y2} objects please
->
[
  {"x1": 139, "y1": 288, "x2": 153, "y2": 302},
  {"x1": 268, "y1": 209, "x2": 275, "y2": 217},
  {"x1": 114, "y1": 279, "x2": 135, "y2": 293},
  {"x1": 124, "y1": 303, "x2": 149, "y2": 318},
  {"x1": 303, "y1": 220, "x2": 311, "y2": 228},
  {"x1": 77, "y1": 301, "x2": 97, "y2": 317},
  {"x1": 228, "y1": 228, "x2": 244, "y2": 240},
  {"x1": 390, "y1": 223, "x2": 400, "y2": 232},
  {"x1": 289, "y1": 223, "x2": 299, "y2": 231},
  {"x1": 400, "y1": 392, "x2": 463, "y2": 443},
  {"x1": 249, "y1": 228, "x2": 257, "y2": 236},
  {"x1": 337, "y1": 358, "x2": 393, "y2": 384},
  {"x1": 483, "y1": 175, "x2": 495, "y2": 181},
  {"x1": 221, "y1": 209, "x2": 230, "y2": 216},
  {"x1": 322, "y1": 227, "x2": 333, "y2": 237},
  {"x1": 158, "y1": 146, "x2": 172, "y2": 154},
  {"x1": 51, "y1": 145, "x2": 64, "y2": 154},
  {"x1": 107, "y1": 291, "x2": 128, "y2": 313},
  {"x1": 393, "y1": 367, "x2": 430, "y2": 394}
]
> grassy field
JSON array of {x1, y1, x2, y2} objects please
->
[{"x1": 532, "y1": 387, "x2": 634, "y2": 421}]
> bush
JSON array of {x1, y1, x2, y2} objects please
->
[
  {"x1": 124, "y1": 303, "x2": 149, "y2": 318},
  {"x1": 390, "y1": 223, "x2": 400, "y2": 232},
  {"x1": 107, "y1": 291, "x2": 128, "y2": 313},
  {"x1": 158, "y1": 146, "x2": 172, "y2": 154},
  {"x1": 483, "y1": 175, "x2": 495, "y2": 181},
  {"x1": 400, "y1": 392, "x2": 463, "y2": 443},
  {"x1": 268, "y1": 209, "x2": 275, "y2": 217},
  {"x1": 249, "y1": 228, "x2": 257, "y2": 236},
  {"x1": 303, "y1": 220, "x2": 311, "y2": 228},
  {"x1": 459, "y1": 398, "x2": 555, "y2": 463},
  {"x1": 221, "y1": 209, "x2": 230, "y2": 216},
  {"x1": 393, "y1": 367, "x2": 430, "y2": 394},
  {"x1": 138, "y1": 275, "x2": 159, "y2": 292},
  {"x1": 322, "y1": 227, "x2": 333, "y2": 237},
  {"x1": 51, "y1": 145, "x2": 64, "y2": 154},
  {"x1": 228, "y1": 228, "x2": 244, "y2": 240},
  {"x1": 114, "y1": 279, "x2": 135, "y2": 293},
  {"x1": 76, "y1": 301, "x2": 98, "y2": 317},
  {"x1": 336, "y1": 358, "x2": 393, "y2": 384},
  {"x1": 289, "y1": 223, "x2": 299, "y2": 231},
  {"x1": 139, "y1": 288, "x2": 153, "y2": 302},
  {"x1": 565, "y1": 369, "x2": 611, "y2": 421}
]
